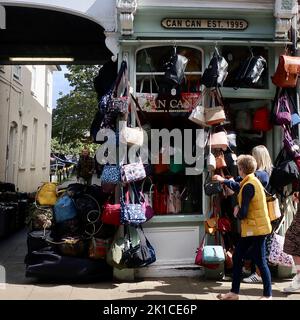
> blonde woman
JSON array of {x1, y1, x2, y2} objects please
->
[
  {"x1": 242, "y1": 145, "x2": 273, "y2": 283},
  {"x1": 216, "y1": 155, "x2": 272, "y2": 300}
]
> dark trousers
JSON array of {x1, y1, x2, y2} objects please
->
[{"x1": 231, "y1": 235, "x2": 272, "y2": 297}]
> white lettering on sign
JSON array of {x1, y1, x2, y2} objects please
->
[
  {"x1": 0, "y1": 5, "x2": 6, "y2": 30},
  {"x1": 161, "y1": 18, "x2": 248, "y2": 30}
]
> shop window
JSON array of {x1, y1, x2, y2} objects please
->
[
  {"x1": 220, "y1": 46, "x2": 269, "y2": 89},
  {"x1": 136, "y1": 46, "x2": 203, "y2": 112},
  {"x1": 135, "y1": 46, "x2": 204, "y2": 216}
]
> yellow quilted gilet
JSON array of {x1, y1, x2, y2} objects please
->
[{"x1": 238, "y1": 174, "x2": 272, "y2": 237}]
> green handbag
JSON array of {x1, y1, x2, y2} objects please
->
[{"x1": 169, "y1": 147, "x2": 185, "y2": 173}]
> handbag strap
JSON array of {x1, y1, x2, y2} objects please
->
[
  {"x1": 130, "y1": 96, "x2": 143, "y2": 129},
  {"x1": 130, "y1": 93, "x2": 149, "y2": 124},
  {"x1": 136, "y1": 225, "x2": 148, "y2": 247},
  {"x1": 112, "y1": 60, "x2": 127, "y2": 97}
]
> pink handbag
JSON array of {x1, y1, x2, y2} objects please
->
[{"x1": 209, "y1": 131, "x2": 228, "y2": 151}]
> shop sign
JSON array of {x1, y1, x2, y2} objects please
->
[{"x1": 161, "y1": 18, "x2": 248, "y2": 30}]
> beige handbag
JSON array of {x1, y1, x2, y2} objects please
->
[
  {"x1": 209, "y1": 131, "x2": 228, "y2": 151},
  {"x1": 207, "y1": 132, "x2": 216, "y2": 171},
  {"x1": 120, "y1": 100, "x2": 144, "y2": 146},
  {"x1": 188, "y1": 105, "x2": 207, "y2": 127},
  {"x1": 266, "y1": 195, "x2": 282, "y2": 222},
  {"x1": 205, "y1": 89, "x2": 226, "y2": 126}
]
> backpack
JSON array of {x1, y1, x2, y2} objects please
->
[{"x1": 201, "y1": 49, "x2": 228, "y2": 88}]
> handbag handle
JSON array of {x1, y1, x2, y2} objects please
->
[
  {"x1": 130, "y1": 95, "x2": 143, "y2": 129},
  {"x1": 112, "y1": 60, "x2": 127, "y2": 97}
]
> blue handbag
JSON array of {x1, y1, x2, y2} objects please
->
[
  {"x1": 100, "y1": 165, "x2": 121, "y2": 185},
  {"x1": 202, "y1": 245, "x2": 225, "y2": 263},
  {"x1": 120, "y1": 186, "x2": 146, "y2": 226},
  {"x1": 54, "y1": 195, "x2": 77, "y2": 223}
]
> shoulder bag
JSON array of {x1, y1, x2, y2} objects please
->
[{"x1": 272, "y1": 55, "x2": 300, "y2": 88}]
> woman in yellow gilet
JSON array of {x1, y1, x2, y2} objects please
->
[{"x1": 217, "y1": 155, "x2": 272, "y2": 300}]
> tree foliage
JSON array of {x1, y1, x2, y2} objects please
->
[{"x1": 52, "y1": 65, "x2": 100, "y2": 146}]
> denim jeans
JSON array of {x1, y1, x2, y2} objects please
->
[{"x1": 231, "y1": 235, "x2": 272, "y2": 297}]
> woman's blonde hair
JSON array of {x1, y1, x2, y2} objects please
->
[
  {"x1": 237, "y1": 155, "x2": 257, "y2": 175},
  {"x1": 251, "y1": 145, "x2": 273, "y2": 175}
]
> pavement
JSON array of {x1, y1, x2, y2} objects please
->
[
  {"x1": 0, "y1": 228, "x2": 300, "y2": 300},
  {"x1": 0, "y1": 175, "x2": 299, "y2": 301}
]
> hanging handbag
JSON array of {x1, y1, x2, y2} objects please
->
[
  {"x1": 100, "y1": 165, "x2": 121, "y2": 185},
  {"x1": 209, "y1": 130, "x2": 228, "y2": 151},
  {"x1": 201, "y1": 48, "x2": 228, "y2": 88},
  {"x1": 36, "y1": 182, "x2": 57, "y2": 206},
  {"x1": 119, "y1": 101, "x2": 144, "y2": 146},
  {"x1": 234, "y1": 53, "x2": 266, "y2": 89},
  {"x1": 188, "y1": 105, "x2": 207, "y2": 127},
  {"x1": 207, "y1": 132, "x2": 216, "y2": 172},
  {"x1": 120, "y1": 226, "x2": 156, "y2": 268},
  {"x1": 136, "y1": 76, "x2": 159, "y2": 112},
  {"x1": 166, "y1": 185, "x2": 182, "y2": 214},
  {"x1": 252, "y1": 106, "x2": 272, "y2": 131},
  {"x1": 120, "y1": 186, "x2": 147, "y2": 225},
  {"x1": 205, "y1": 89, "x2": 226, "y2": 126},
  {"x1": 101, "y1": 201, "x2": 121, "y2": 226},
  {"x1": 272, "y1": 55, "x2": 300, "y2": 88},
  {"x1": 121, "y1": 159, "x2": 146, "y2": 184},
  {"x1": 275, "y1": 94, "x2": 291, "y2": 126},
  {"x1": 214, "y1": 150, "x2": 227, "y2": 169},
  {"x1": 204, "y1": 173, "x2": 223, "y2": 196},
  {"x1": 153, "y1": 184, "x2": 168, "y2": 214},
  {"x1": 181, "y1": 80, "x2": 202, "y2": 111},
  {"x1": 268, "y1": 233, "x2": 294, "y2": 267},
  {"x1": 164, "y1": 48, "x2": 188, "y2": 85},
  {"x1": 154, "y1": 149, "x2": 170, "y2": 174}
]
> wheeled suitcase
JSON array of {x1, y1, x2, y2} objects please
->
[{"x1": 26, "y1": 230, "x2": 52, "y2": 255}]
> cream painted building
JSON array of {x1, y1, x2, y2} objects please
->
[{"x1": 0, "y1": 64, "x2": 58, "y2": 192}]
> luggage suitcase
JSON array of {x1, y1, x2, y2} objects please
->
[
  {"x1": 0, "y1": 192, "x2": 19, "y2": 203},
  {"x1": 0, "y1": 182, "x2": 16, "y2": 192},
  {"x1": 26, "y1": 230, "x2": 52, "y2": 255},
  {"x1": 0, "y1": 203, "x2": 18, "y2": 237},
  {"x1": 25, "y1": 248, "x2": 113, "y2": 282}
]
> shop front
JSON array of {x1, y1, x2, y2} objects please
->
[{"x1": 112, "y1": 0, "x2": 298, "y2": 280}]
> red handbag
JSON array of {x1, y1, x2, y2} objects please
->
[
  {"x1": 252, "y1": 106, "x2": 272, "y2": 131},
  {"x1": 217, "y1": 217, "x2": 232, "y2": 233},
  {"x1": 181, "y1": 80, "x2": 201, "y2": 112},
  {"x1": 153, "y1": 184, "x2": 168, "y2": 215},
  {"x1": 101, "y1": 203, "x2": 121, "y2": 225}
]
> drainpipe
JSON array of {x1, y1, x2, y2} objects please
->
[{"x1": 291, "y1": 4, "x2": 300, "y2": 139}]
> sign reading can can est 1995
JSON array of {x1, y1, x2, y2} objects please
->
[{"x1": 161, "y1": 18, "x2": 248, "y2": 30}]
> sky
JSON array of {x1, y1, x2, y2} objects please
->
[{"x1": 52, "y1": 65, "x2": 73, "y2": 108}]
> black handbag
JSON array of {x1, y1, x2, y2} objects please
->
[
  {"x1": 204, "y1": 174, "x2": 223, "y2": 196},
  {"x1": 121, "y1": 226, "x2": 156, "y2": 268},
  {"x1": 234, "y1": 54, "x2": 266, "y2": 89},
  {"x1": 268, "y1": 148, "x2": 300, "y2": 194},
  {"x1": 201, "y1": 48, "x2": 228, "y2": 88},
  {"x1": 164, "y1": 49, "x2": 188, "y2": 85}
]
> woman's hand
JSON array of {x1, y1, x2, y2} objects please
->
[
  {"x1": 233, "y1": 205, "x2": 240, "y2": 218},
  {"x1": 212, "y1": 175, "x2": 225, "y2": 183}
]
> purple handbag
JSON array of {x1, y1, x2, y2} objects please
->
[{"x1": 275, "y1": 95, "x2": 291, "y2": 126}]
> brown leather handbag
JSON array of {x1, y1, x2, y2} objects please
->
[{"x1": 272, "y1": 55, "x2": 300, "y2": 88}]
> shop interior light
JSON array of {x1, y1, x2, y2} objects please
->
[{"x1": 9, "y1": 57, "x2": 74, "y2": 62}]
